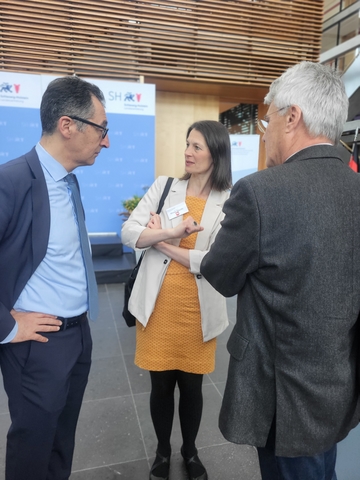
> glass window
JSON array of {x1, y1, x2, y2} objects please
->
[
  {"x1": 324, "y1": 59, "x2": 337, "y2": 70},
  {"x1": 337, "y1": 47, "x2": 360, "y2": 72},
  {"x1": 339, "y1": 12, "x2": 360, "y2": 44},
  {"x1": 342, "y1": 0, "x2": 359, "y2": 10},
  {"x1": 323, "y1": 0, "x2": 340, "y2": 22},
  {"x1": 322, "y1": 25, "x2": 339, "y2": 52},
  {"x1": 220, "y1": 104, "x2": 258, "y2": 135}
]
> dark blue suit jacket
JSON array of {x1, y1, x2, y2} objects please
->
[{"x1": 0, "y1": 148, "x2": 50, "y2": 341}]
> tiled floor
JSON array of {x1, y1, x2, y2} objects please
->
[{"x1": 0, "y1": 284, "x2": 261, "y2": 480}]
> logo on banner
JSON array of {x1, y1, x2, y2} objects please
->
[
  {"x1": 124, "y1": 92, "x2": 142, "y2": 102},
  {"x1": 109, "y1": 91, "x2": 121, "y2": 101},
  {"x1": 109, "y1": 92, "x2": 142, "y2": 103},
  {"x1": 123, "y1": 91, "x2": 149, "y2": 112},
  {"x1": 0, "y1": 73, "x2": 42, "y2": 108},
  {"x1": 0, "y1": 82, "x2": 20, "y2": 94},
  {"x1": 106, "y1": 83, "x2": 154, "y2": 115},
  {"x1": 0, "y1": 79, "x2": 31, "y2": 107},
  {"x1": 232, "y1": 141, "x2": 242, "y2": 147}
]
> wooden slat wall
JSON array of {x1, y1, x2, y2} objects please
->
[{"x1": 0, "y1": 0, "x2": 324, "y2": 87}]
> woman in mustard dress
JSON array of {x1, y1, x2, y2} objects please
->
[{"x1": 121, "y1": 121, "x2": 232, "y2": 480}]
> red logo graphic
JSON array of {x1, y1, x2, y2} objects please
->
[
  {"x1": 14, "y1": 84, "x2": 20, "y2": 93},
  {"x1": 136, "y1": 93, "x2": 142, "y2": 102}
]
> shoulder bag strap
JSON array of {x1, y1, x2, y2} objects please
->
[{"x1": 156, "y1": 176, "x2": 173, "y2": 214}]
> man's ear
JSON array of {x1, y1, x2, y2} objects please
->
[
  {"x1": 57, "y1": 116, "x2": 73, "y2": 139},
  {"x1": 286, "y1": 105, "x2": 302, "y2": 132}
]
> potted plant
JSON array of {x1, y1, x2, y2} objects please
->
[
  {"x1": 120, "y1": 195, "x2": 143, "y2": 220},
  {"x1": 120, "y1": 186, "x2": 149, "y2": 220}
]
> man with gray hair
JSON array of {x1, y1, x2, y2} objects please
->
[{"x1": 201, "y1": 61, "x2": 360, "y2": 479}]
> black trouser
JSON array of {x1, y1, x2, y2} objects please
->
[
  {"x1": 0, "y1": 319, "x2": 92, "y2": 480},
  {"x1": 149, "y1": 370, "x2": 203, "y2": 458}
]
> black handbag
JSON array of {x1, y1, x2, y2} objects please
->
[{"x1": 122, "y1": 177, "x2": 174, "y2": 327}]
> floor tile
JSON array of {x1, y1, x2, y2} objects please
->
[
  {"x1": 73, "y1": 396, "x2": 146, "y2": 470},
  {"x1": 0, "y1": 287, "x2": 262, "y2": 480},
  {"x1": 83, "y1": 355, "x2": 131, "y2": 401},
  {"x1": 123, "y1": 353, "x2": 151, "y2": 395},
  {"x1": 71, "y1": 459, "x2": 150, "y2": 479},
  {"x1": 208, "y1": 343, "x2": 231, "y2": 384},
  {"x1": 90, "y1": 325, "x2": 122, "y2": 360},
  {"x1": 196, "y1": 383, "x2": 228, "y2": 448},
  {"x1": 0, "y1": 413, "x2": 10, "y2": 474},
  {"x1": 117, "y1": 324, "x2": 137, "y2": 355}
]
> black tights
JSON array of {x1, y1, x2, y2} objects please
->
[{"x1": 149, "y1": 370, "x2": 204, "y2": 458}]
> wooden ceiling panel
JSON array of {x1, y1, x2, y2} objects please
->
[{"x1": 0, "y1": 0, "x2": 324, "y2": 88}]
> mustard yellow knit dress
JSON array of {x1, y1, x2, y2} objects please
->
[{"x1": 135, "y1": 196, "x2": 217, "y2": 374}]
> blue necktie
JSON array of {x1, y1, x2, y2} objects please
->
[{"x1": 65, "y1": 173, "x2": 99, "y2": 320}]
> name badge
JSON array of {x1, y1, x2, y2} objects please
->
[{"x1": 166, "y1": 202, "x2": 189, "y2": 220}]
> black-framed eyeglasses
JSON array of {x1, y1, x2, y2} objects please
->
[
  {"x1": 67, "y1": 115, "x2": 109, "y2": 139},
  {"x1": 257, "y1": 106, "x2": 290, "y2": 134}
]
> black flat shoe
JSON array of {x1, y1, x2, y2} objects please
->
[
  {"x1": 149, "y1": 451, "x2": 171, "y2": 480},
  {"x1": 181, "y1": 447, "x2": 208, "y2": 480}
]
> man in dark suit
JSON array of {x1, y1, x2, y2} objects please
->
[
  {"x1": 0, "y1": 76, "x2": 109, "y2": 479},
  {"x1": 201, "y1": 61, "x2": 360, "y2": 480}
]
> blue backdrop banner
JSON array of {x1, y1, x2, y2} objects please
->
[
  {"x1": 0, "y1": 71, "x2": 155, "y2": 234},
  {"x1": 230, "y1": 134, "x2": 260, "y2": 183}
]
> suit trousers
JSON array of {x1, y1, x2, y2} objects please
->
[
  {"x1": 0, "y1": 318, "x2": 92, "y2": 480},
  {"x1": 257, "y1": 417, "x2": 337, "y2": 480}
]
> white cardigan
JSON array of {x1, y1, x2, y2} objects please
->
[{"x1": 121, "y1": 176, "x2": 229, "y2": 342}]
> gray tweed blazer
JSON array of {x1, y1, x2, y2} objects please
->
[{"x1": 201, "y1": 144, "x2": 360, "y2": 456}]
